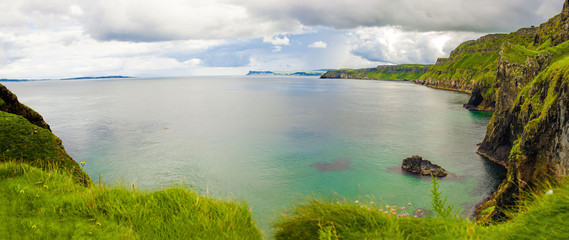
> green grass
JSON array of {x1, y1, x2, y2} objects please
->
[
  {"x1": 0, "y1": 161, "x2": 262, "y2": 239},
  {"x1": 273, "y1": 177, "x2": 569, "y2": 240},
  {"x1": 0, "y1": 111, "x2": 90, "y2": 185},
  {"x1": 321, "y1": 64, "x2": 431, "y2": 80}
]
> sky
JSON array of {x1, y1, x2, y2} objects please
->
[{"x1": 0, "y1": 0, "x2": 564, "y2": 79}]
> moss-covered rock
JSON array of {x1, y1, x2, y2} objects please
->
[{"x1": 0, "y1": 84, "x2": 51, "y2": 131}]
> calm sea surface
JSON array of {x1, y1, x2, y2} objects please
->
[{"x1": 3, "y1": 76, "x2": 505, "y2": 231}]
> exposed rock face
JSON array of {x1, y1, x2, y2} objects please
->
[
  {"x1": 476, "y1": 56, "x2": 569, "y2": 221},
  {"x1": 401, "y1": 155, "x2": 447, "y2": 177},
  {"x1": 475, "y1": 0, "x2": 569, "y2": 221},
  {"x1": 0, "y1": 83, "x2": 51, "y2": 131}
]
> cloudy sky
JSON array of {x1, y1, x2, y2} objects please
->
[{"x1": 0, "y1": 0, "x2": 564, "y2": 79}]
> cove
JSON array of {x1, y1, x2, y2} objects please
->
[{"x1": 3, "y1": 76, "x2": 505, "y2": 230}]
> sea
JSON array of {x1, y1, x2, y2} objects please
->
[{"x1": 2, "y1": 76, "x2": 505, "y2": 231}]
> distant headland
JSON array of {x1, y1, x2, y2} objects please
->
[
  {"x1": 246, "y1": 70, "x2": 334, "y2": 76},
  {"x1": 0, "y1": 75, "x2": 133, "y2": 82}
]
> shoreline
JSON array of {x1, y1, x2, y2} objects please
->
[{"x1": 323, "y1": 76, "x2": 505, "y2": 219}]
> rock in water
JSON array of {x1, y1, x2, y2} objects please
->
[
  {"x1": 311, "y1": 158, "x2": 351, "y2": 172},
  {"x1": 401, "y1": 155, "x2": 447, "y2": 177}
]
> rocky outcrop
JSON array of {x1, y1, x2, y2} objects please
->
[
  {"x1": 0, "y1": 83, "x2": 51, "y2": 131},
  {"x1": 401, "y1": 155, "x2": 447, "y2": 177}
]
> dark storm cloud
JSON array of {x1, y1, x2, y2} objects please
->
[{"x1": 239, "y1": 0, "x2": 561, "y2": 33}]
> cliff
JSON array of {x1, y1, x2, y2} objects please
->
[
  {"x1": 319, "y1": 0, "x2": 569, "y2": 222},
  {"x1": 321, "y1": 64, "x2": 431, "y2": 81},
  {"x1": 0, "y1": 84, "x2": 51, "y2": 130},
  {"x1": 0, "y1": 83, "x2": 90, "y2": 184},
  {"x1": 419, "y1": 30, "x2": 539, "y2": 110},
  {"x1": 475, "y1": 0, "x2": 569, "y2": 221}
]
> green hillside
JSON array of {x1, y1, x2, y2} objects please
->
[{"x1": 321, "y1": 64, "x2": 431, "y2": 81}]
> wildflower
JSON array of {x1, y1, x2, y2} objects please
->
[
  {"x1": 96, "y1": 222, "x2": 101, "y2": 226},
  {"x1": 408, "y1": 203, "x2": 412, "y2": 207},
  {"x1": 370, "y1": 201, "x2": 374, "y2": 205},
  {"x1": 355, "y1": 200, "x2": 359, "y2": 204},
  {"x1": 32, "y1": 225, "x2": 37, "y2": 229},
  {"x1": 336, "y1": 201, "x2": 340, "y2": 205},
  {"x1": 385, "y1": 205, "x2": 390, "y2": 209},
  {"x1": 546, "y1": 190, "x2": 553, "y2": 195},
  {"x1": 88, "y1": 232, "x2": 92, "y2": 235},
  {"x1": 414, "y1": 215, "x2": 418, "y2": 218},
  {"x1": 379, "y1": 209, "x2": 383, "y2": 212},
  {"x1": 35, "y1": 195, "x2": 39, "y2": 198},
  {"x1": 19, "y1": 190, "x2": 24, "y2": 194},
  {"x1": 401, "y1": 207, "x2": 406, "y2": 210},
  {"x1": 43, "y1": 185, "x2": 48, "y2": 189},
  {"x1": 80, "y1": 162, "x2": 86, "y2": 165}
]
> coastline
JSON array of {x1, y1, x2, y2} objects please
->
[{"x1": 323, "y1": 76, "x2": 504, "y2": 218}]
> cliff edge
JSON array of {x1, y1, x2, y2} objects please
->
[
  {"x1": 0, "y1": 83, "x2": 90, "y2": 184},
  {"x1": 475, "y1": 0, "x2": 569, "y2": 221}
]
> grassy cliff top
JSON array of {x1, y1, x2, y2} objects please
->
[
  {"x1": 0, "y1": 111, "x2": 90, "y2": 185},
  {"x1": 321, "y1": 64, "x2": 431, "y2": 80},
  {"x1": 0, "y1": 161, "x2": 262, "y2": 239}
]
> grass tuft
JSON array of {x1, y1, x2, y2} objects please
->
[{"x1": 0, "y1": 161, "x2": 262, "y2": 239}]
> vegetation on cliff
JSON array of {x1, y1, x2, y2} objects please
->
[
  {"x1": 0, "y1": 84, "x2": 51, "y2": 130},
  {"x1": 321, "y1": 64, "x2": 431, "y2": 81},
  {"x1": 0, "y1": 161, "x2": 262, "y2": 239},
  {"x1": 274, "y1": 176, "x2": 569, "y2": 239},
  {"x1": 1, "y1": 84, "x2": 89, "y2": 185}
]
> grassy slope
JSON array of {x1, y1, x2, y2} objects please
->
[
  {"x1": 0, "y1": 94, "x2": 262, "y2": 239},
  {"x1": 321, "y1": 64, "x2": 431, "y2": 80},
  {"x1": 0, "y1": 161, "x2": 262, "y2": 239},
  {"x1": 273, "y1": 178, "x2": 569, "y2": 240},
  {"x1": 0, "y1": 111, "x2": 90, "y2": 185}
]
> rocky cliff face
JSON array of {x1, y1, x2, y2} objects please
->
[
  {"x1": 475, "y1": 0, "x2": 569, "y2": 221},
  {"x1": 322, "y1": 0, "x2": 569, "y2": 222},
  {"x1": 419, "y1": 28, "x2": 538, "y2": 111}
]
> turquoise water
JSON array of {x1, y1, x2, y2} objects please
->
[{"x1": 3, "y1": 76, "x2": 504, "y2": 231}]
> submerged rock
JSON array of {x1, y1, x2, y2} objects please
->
[
  {"x1": 401, "y1": 155, "x2": 447, "y2": 177},
  {"x1": 311, "y1": 158, "x2": 351, "y2": 172}
]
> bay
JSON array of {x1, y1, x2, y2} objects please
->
[{"x1": 3, "y1": 76, "x2": 505, "y2": 231}]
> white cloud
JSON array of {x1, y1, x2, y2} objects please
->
[
  {"x1": 184, "y1": 58, "x2": 202, "y2": 67},
  {"x1": 69, "y1": 5, "x2": 83, "y2": 16},
  {"x1": 77, "y1": 0, "x2": 304, "y2": 42},
  {"x1": 0, "y1": 26, "x2": 226, "y2": 78},
  {"x1": 263, "y1": 36, "x2": 290, "y2": 45},
  {"x1": 348, "y1": 26, "x2": 484, "y2": 64},
  {"x1": 308, "y1": 41, "x2": 327, "y2": 48},
  {"x1": 0, "y1": 0, "x2": 564, "y2": 78}
]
